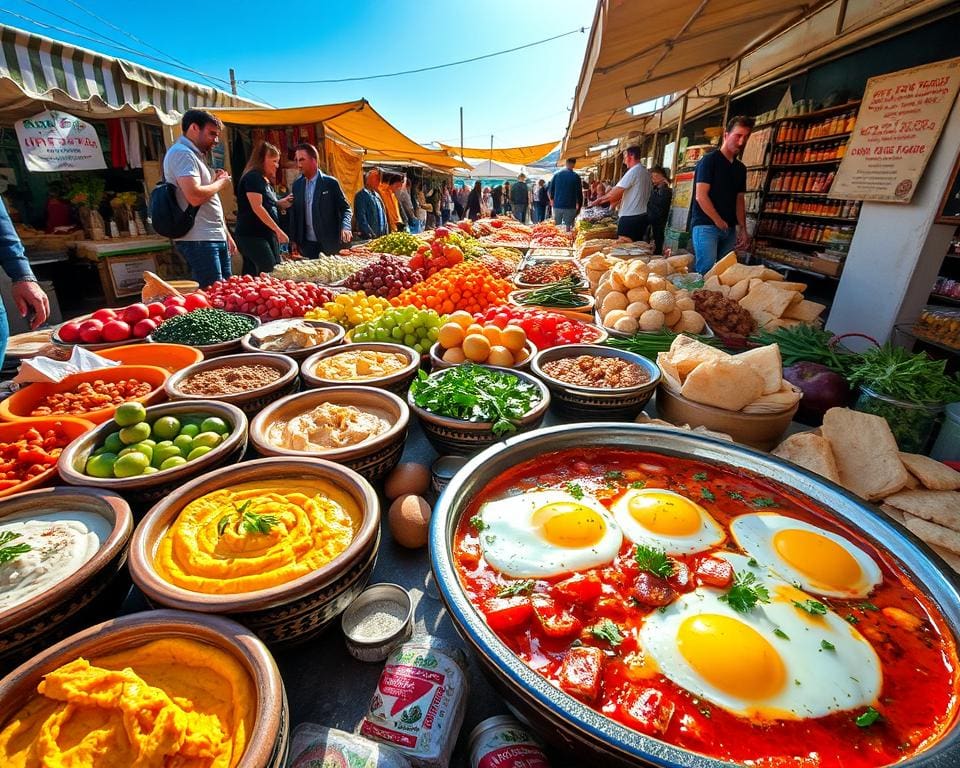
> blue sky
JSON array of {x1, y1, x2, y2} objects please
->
[{"x1": 2, "y1": 0, "x2": 593, "y2": 151}]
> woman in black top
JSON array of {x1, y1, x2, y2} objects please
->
[
  {"x1": 466, "y1": 181, "x2": 482, "y2": 220},
  {"x1": 235, "y1": 142, "x2": 292, "y2": 275}
]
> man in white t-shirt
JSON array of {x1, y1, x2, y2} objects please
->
[{"x1": 595, "y1": 145, "x2": 652, "y2": 242}]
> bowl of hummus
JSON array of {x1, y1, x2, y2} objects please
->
[
  {"x1": 0, "y1": 487, "x2": 132, "y2": 674},
  {"x1": 129, "y1": 457, "x2": 380, "y2": 647},
  {"x1": 249, "y1": 387, "x2": 409, "y2": 482},
  {"x1": 241, "y1": 318, "x2": 345, "y2": 361},
  {"x1": 0, "y1": 609, "x2": 288, "y2": 768},
  {"x1": 300, "y1": 343, "x2": 420, "y2": 395}
]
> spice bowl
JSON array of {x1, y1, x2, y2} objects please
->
[
  {"x1": 340, "y1": 583, "x2": 413, "y2": 662},
  {"x1": 241, "y1": 319, "x2": 345, "y2": 361},
  {"x1": 300, "y1": 343, "x2": 420, "y2": 395},
  {"x1": 164, "y1": 353, "x2": 300, "y2": 418},
  {"x1": 57, "y1": 400, "x2": 248, "y2": 509},
  {"x1": 530, "y1": 344, "x2": 660, "y2": 420}
]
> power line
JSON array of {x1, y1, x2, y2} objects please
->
[{"x1": 241, "y1": 27, "x2": 587, "y2": 85}]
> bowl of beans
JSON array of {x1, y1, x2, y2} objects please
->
[
  {"x1": 530, "y1": 344, "x2": 660, "y2": 420},
  {"x1": 148, "y1": 309, "x2": 260, "y2": 359},
  {"x1": 164, "y1": 353, "x2": 300, "y2": 417},
  {"x1": 0, "y1": 365, "x2": 170, "y2": 425}
]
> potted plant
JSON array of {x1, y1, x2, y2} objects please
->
[{"x1": 65, "y1": 175, "x2": 106, "y2": 239}]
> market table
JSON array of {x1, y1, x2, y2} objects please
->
[{"x1": 69, "y1": 236, "x2": 187, "y2": 304}]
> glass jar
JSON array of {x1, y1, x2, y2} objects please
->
[{"x1": 855, "y1": 386, "x2": 945, "y2": 453}]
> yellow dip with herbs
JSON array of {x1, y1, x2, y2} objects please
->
[
  {"x1": 0, "y1": 637, "x2": 255, "y2": 768},
  {"x1": 154, "y1": 479, "x2": 360, "y2": 594}
]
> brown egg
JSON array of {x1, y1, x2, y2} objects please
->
[
  {"x1": 383, "y1": 462, "x2": 431, "y2": 499},
  {"x1": 388, "y1": 494, "x2": 431, "y2": 548}
]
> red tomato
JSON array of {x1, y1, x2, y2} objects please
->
[
  {"x1": 183, "y1": 292, "x2": 209, "y2": 311},
  {"x1": 558, "y1": 646, "x2": 604, "y2": 702},
  {"x1": 532, "y1": 595, "x2": 582, "y2": 638},
  {"x1": 695, "y1": 557, "x2": 734, "y2": 588},
  {"x1": 57, "y1": 321, "x2": 83, "y2": 343},
  {"x1": 164, "y1": 305, "x2": 188, "y2": 319},
  {"x1": 553, "y1": 573, "x2": 603, "y2": 602},
  {"x1": 146, "y1": 302, "x2": 166, "y2": 317},
  {"x1": 482, "y1": 596, "x2": 532, "y2": 631},
  {"x1": 121, "y1": 303, "x2": 149, "y2": 324},
  {"x1": 164, "y1": 295, "x2": 187, "y2": 307},
  {"x1": 91, "y1": 308, "x2": 117, "y2": 322},
  {"x1": 133, "y1": 318, "x2": 158, "y2": 338},
  {"x1": 101, "y1": 319, "x2": 131, "y2": 342},
  {"x1": 78, "y1": 321, "x2": 103, "y2": 344}
]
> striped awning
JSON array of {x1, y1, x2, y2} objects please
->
[{"x1": 0, "y1": 23, "x2": 259, "y2": 125}]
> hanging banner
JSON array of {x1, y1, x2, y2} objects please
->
[
  {"x1": 831, "y1": 57, "x2": 960, "y2": 203},
  {"x1": 14, "y1": 110, "x2": 107, "y2": 172}
]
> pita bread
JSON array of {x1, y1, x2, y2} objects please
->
[
  {"x1": 741, "y1": 386, "x2": 801, "y2": 413},
  {"x1": 878, "y1": 503, "x2": 906, "y2": 525},
  {"x1": 681, "y1": 358, "x2": 765, "y2": 411},
  {"x1": 735, "y1": 344, "x2": 783, "y2": 394},
  {"x1": 760, "y1": 268, "x2": 786, "y2": 281},
  {"x1": 704, "y1": 252, "x2": 737, "y2": 281},
  {"x1": 882, "y1": 490, "x2": 960, "y2": 532},
  {"x1": 821, "y1": 408, "x2": 909, "y2": 500},
  {"x1": 931, "y1": 545, "x2": 960, "y2": 574},
  {"x1": 898, "y1": 453, "x2": 960, "y2": 491},
  {"x1": 902, "y1": 471, "x2": 921, "y2": 490},
  {"x1": 783, "y1": 299, "x2": 827, "y2": 323},
  {"x1": 776, "y1": 281, "x2": 807, "y2": 292},
  {"x1": 902, "y1": 516, "x2": 960, "y2": 556},
  {"x1": 772, "y1": 432, "x2": 841, "y2": 484},
  {"x1": 664, "y1": 335, "x2": 728, "y2": 379},
  {"x1": 719, "y1": 263, "x2": 767, "y2": 287},
  {"x1": 656, "y1": 352, "x2": 682, "y2": 391},
  {"x1": 740, "y1": 282, "x2": 797, "y2": 319},
  {"x1": 728, "y1": 279, "x2": 751, "y2": 302}
]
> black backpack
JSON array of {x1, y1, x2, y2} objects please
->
[{"x1": 149, "y1": 179, "x2": 198, "y2": 238}]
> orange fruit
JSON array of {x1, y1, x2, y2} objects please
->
[
  {"x1": 437, "y1": 323, "x2": 464, "y2": 349},
  {"x1": 487, "y1": 345, "x2": 514, "y2": 367},
  {"x1": 462, "y1": 334, "x2": 491, "y2": 363},
  {"x1": 501, "y1": 325, "x2": 527, "y2": 353},
  {"x1": 481, "y1": 325, "x2": 502, "y2": 347},
  {"x1": 441, "y1": 346, "x2": 466, "y2": 364},
  {"x1": 448, "y1": 311, "x2": 474, "y2": 330},
  {"x1": 465, "y1": 323, "x2": 485, "y2": 337}
]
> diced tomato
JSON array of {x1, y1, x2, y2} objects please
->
[
  {"x1": 553, "y1": 572, "x2": 603, "y2": 602},
  {"x1": 592, "y1": 596, "x2": 628, "y2": 620},
  {"x1": 695, "y1": 557, "x2": 734, "y2": 588},
  {"x1": 531, "y1": 595, "x2": 582, "y2": 638},
  {"x1": 632, "y1": 572, "x2": 677, "y2": 607},
  {"x1": 482, "y1": 596, "x2": 532, "y2": 632},
  {"x1": 456, "y1": 540, "x2": 481, "y2": 568},
  {"x1": 619, "y1": 687, "x2": 675, "y2": 736},
  {"x1": 558, "y1": 646, "x2": 605, "y2": 702},
  {"x1": 668, "y1": 561, "x2": 694, "y2": 592}
]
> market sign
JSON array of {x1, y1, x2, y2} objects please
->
[
  {"x1": 831, "y1": 57, "x2": 960, "y2": 203},
  {"x1": 14, "y1": 110, "x2": 106, "y2": 172}
]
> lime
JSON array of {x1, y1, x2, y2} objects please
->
[
  {"x1": 142, "y1": 466, "x2": 159, "y2": 475},
  {"x1": 200, "y1": 417, "x2": 229, "y2": 435},
  {"x1": 114, "y1": 402, "x2": 146, "y2": 427},
  {"x1": 179, "y1": 424, "x2": 200, "y2": 438},
  {"x1": 192, "y1": 431, "x2": 222, "y2": 450},
  {"x1": 130, "y1": 442, "x2": 154, "y2": 461},
  {"x1": 140, "y1": 438, "x2": 156, "y2": 448},
  {"x1": 173, "y1": 434, "x2": 194, "y2": 452},
  {"x1": 85, "y1": 452, "x2": 117, "y2": 478},
  {"x1": 186, "y1": 445, "x2": 213, "y2": 461},
  {"x1": 155, "y1": 440, "x2": 174, "y2": 448},
  {"x1": 160, "y1": 456, "x2": 188, "y2": 471},
  {"x1": 152, "y1": 416, "x2": 181, "y2": 441},
  {"x1": 119, "y1": 422, "x2": 151, "y2": 445},
  {"x1": 103, "y1": 431, "x2": 124, "y2": 454},
  {"x1": 113, "y1": 451, "x2": 150, "y2": 478},
  {"x1": 152, "y1": 445, "x2": 182, "y2": 468}
]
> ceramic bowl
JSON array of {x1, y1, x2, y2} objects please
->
[
  {"x1": 0, "y1": 610, "x2": 288, "y2": 768},
  {"x1": 98, "y1": 342, "x2": 203, "y2": 373},
  {"x1": 655, "y1": 384, "x2": 798, "y2": 451},
  {"x1": 249, "y1": 386, "x2": 409, "y2": 482},
  {"x1": 147, "y1": 312, "x2": 261, "y2": 359},
  {"x1": 300, "y1": 343, "x2": 420, "y2": 396},
  {"x1": 57, "y1": 400, "x2": 248, "y2": 509},
  {"x1": 0, "y1": 365, "x2": 170, "y2": 425},
  {"x1": 241, "y1": 319, "x2": 345, "y2": 361},
  {"x1": 508, "y1": 288, "x2": 595, "y2": 315},
  {"x1": 407, "y1": 366, "x2": 550, "y2": 456},
  {"x1": 50, "y1": 313, "x2": 145, "y2": 352},
  {"x1": 129, "y1": 457, "x2": 380, "y2": 647},
  {"x1": 428, "y1": 339, "x2": 537, "y2": 372},
  {"x1": 530, "y1": 344, "x2": 660, "y2": 420},
  {"x1": 164, "y1": 353, "x2": 299, "y2": 418},
  {"x1": 0, "y1": 487, "x2": 132, "y2": 674},
  {"x1": 429, "y1": 423, "x2": 960, "y2": 767},
  {"x1": 0, "y1": 417, "x2": 94, "y2": 499}
]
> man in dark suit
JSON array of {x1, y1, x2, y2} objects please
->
[
  {"x1": 289, "y1": 143, "x2": 352, "y2": 258},
  {"x1": 354, "y1": 168, "x2": 388, "y2": 240}
]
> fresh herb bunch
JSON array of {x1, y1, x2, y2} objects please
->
[
  {"x1": 635, "y1": 545, "x2": 674, "y2": 578},
  {"x1": 752, "y1": 326, "x2": 859, "y2": 375},
  {"x1": 0, "y1": 531, "x2": 31, "y2": 564},
  {"x1": 720, "y1": 571, "x2": 770, "y2": 613},
  {"x1": 409, "y1": 364, "x2": 542, "y2": 437},
  {"x1": 847, "y1": 344, "x2": 960, "y2": 405},
  {"x1": 517, "y1": 276, "x2": 588, "y2": 308},
  {"x1": 603, "y1": 329, "x2": 719, "y2": 361},
  {"x1": 152, "y1": 308, "x2": 257, "y2": 345}
]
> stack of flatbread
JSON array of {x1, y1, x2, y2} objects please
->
[
  {"x1": 702, "y1": 253, "x2": 826, "y2": 329},
  {"x1": 657, "y1": 335, "x2": 802, "y2": 414},
  {"x1": 772, "y1": 407, "x2": 960, "y2": 573}
]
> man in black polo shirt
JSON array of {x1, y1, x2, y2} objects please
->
[{"x1": 690, "y1": 115, "x2": 755, "y2": 273}]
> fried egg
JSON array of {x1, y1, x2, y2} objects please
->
[
  {"x1": 610, "y1": 488, "x2": 725, "y2": 554},
  {"x1": 731, "y1": 513, "x2": 882, "y2": 598},
  {"x1": 477, "y1": 489, "x2": 622, "y2": 578},
  {"x1": 639, "y1": 554, "x2": 882, "y2": 721}
]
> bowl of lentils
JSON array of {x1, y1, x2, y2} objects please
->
[
  {"x1": 148, "y1": 309, "x2": 260, "y2": 359},
  {"x1": 530, "y1": 344, "x2": 660, "y2": 420},
  {"x1": 164, "y1": 352, "x2": 300, "y2": 417}
]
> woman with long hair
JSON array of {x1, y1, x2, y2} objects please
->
[
  {"x1": 466, "y1": 181, "x2": 482, "y2": 220},
  {"x1": 235, "y1": 141, "x2": 292, "y2": 275}
]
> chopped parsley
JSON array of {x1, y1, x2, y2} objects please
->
[
  {"x1": 565, "y1": 482, "x2": 584, "y2": 500},
  {"x1": 497, "y1": 579, "x2": 535, "y2": 598},
  {"x1": 726, "y1": 491, "x2": 745, "y2": 501},
  {"x1": 845, "y1": 614, "x2": 860, "y2": 624},
  {"x1": 484, "y1": 535, "x2": 497, "y2": 545},
  {"x1": 0, "y1": 531, "x2": 31, "y2": 564},
  {"x1": 692, "y1": 472, "x2": 708, "y2": 481},
  {"x1": 629, "y1": 480, "x2": 646, "y2": 489},
  {"x1": 793, "y1": 599, "x2": 828, "y2": 615},
  {"x1": 634, "y1": 545, "x2": 674, "y2": 578},
  {"x1": 216, "y1": 515, "x2": 233, "y2": 537},
  {"x1": 700, "y1": 487, "x2": 716, "y2": 502},
  {"x1": 240, "y1": 511, "x2": 281, "y2": 535},
  {"x1": 719, "y1": 571, "x2": 770, "y2": 613},
  {"x1": 589, "y1": 618, "x2": 624, "y2": 647},
  {"x1": 751, "y1": 497, "x2": 779, "y2": 508},
  {"x1": 470, "y1": 514, "x2": 488, "y2": 532},
  {"x1": 773, "y1": 628, "x2": 790, "y2": 640},
  {"x1": 604, "y1": 470, "x2": 624, "y2": 481},
  {"x1": 855, "y1": 706, "x2": 881, "y2": 728},
  {"x1": 820, "y1": 639, "x2": 836, "y2": 652},
  {"x1": 858, "y1": 602, "x2": 880, "y2": 612},
  {"x1": 747, "y1": 558, "x2": 759, "y2": 567}
]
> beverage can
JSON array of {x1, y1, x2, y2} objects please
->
[{"x1": 468, "y1": 716, "x2": 550, "y2": 768}]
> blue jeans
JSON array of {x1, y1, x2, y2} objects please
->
[
  {"x1": 554, "y1": 207, "x2": 576, "y2": 227},
  {"x1": 692, "y1": 225, "x2": 737, "y2": 274},
  {"x1": 534, "y1": 204, "x2": 546, "y2": 223},
  {"x1": 513, "y1": 205, "x2": 527, "y2": 224},
  {"x1": 175, "y1": 240, "x2": 230, "y2": 287}
]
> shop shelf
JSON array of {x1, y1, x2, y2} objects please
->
[
  {"x1": 895, "y1": 323, "x2": 960, "y2": 355},
  {"x1": 761, "y1": 212, "x2": 859, "y2": 223},
  {"x1": 756, "y1": 234, "x2": 829, "y2": 249},
  {"x1": 928, "y1": 293, "x2": 960, "y2": 306},
  {"x1": 766, "y1": 191, "x2": 831, "y2": 198},
  {"x1": 771, "y1": 159, "x2": 843, "y2": 168},
  {"x1": 761, "y1": 258, "x2": 840, "y2": 281},
  {"x1": 775, "y1": 132, "x2": 852, "y2": 147}
]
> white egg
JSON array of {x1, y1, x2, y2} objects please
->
[
  {"x1": 478, "y1": 489, "x2": 622, "y2": 578},
  {"x1": 731, "y1": 513, "x2": 882, "y2": 598},
  {"x1": 640, "y1": 554, "x2": 882, "y2": 721},
  {"x1": 610, "y1": 488, "x2": 725, "y2": 554}
]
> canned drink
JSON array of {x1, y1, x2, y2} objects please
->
[{"x1": 468, "y1": 716, "x2": 551, "y2": 768}]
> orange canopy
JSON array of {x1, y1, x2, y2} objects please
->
[{"x1": 437, "y1": 140, "x2": 559, "y2": 165}]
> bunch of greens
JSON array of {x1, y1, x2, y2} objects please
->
[
  {"x1": 848, "y1": 344, "x2": 960, "y2": 405},
  {"x1": 752, "y1": 326, "x2": 859, "y2": 375},
  {"x1": 409, "y1": 364, "x2": 541, "y2": 436},
  {"x1": 603, "y1": 329, "x2": 719, "y2": 361},
  {"x1": 516, "y1": 276, "x2": 587, "y2": 308}
]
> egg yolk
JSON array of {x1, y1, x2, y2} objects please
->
[
  {"x1": 533, "y1": 502, "x2": 606, "y2": 548},
  {"x1": 628, "y1": 492, "x2": 701, "y2": 536},
  {"x1": 678, "y1": 614, "x2": 786, "y2": 700},
  {"x1": 773, "y1": 529, "x2": 862, "y2": 591}
]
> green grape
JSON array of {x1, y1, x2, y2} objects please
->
[
  {"x1": 404, "y1": 333, "x2": 417, "y2": 346},
  {"x1": 402, "y1": 322, "x2": 415, "y2": 334},
  {"x1": 391, "y1": 327, "x2": 404, "y2": 339},
  {"x1": 374, "y1": 329, "x2": 390, "y2": 342}
]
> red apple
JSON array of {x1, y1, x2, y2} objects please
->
[
  {"x1": 133, "y1": 318, "x2": 158, "y2": 338},
  {"x1": 122, "y1": 303, "x2": 149, "y2": 324},
  {"x1": 58, "y1": 321, "x2": 82, "y2": 343},
  {"x1": 78, "y1": 319, "x2": 103, "y2": 344},
  {"x1": 146, "y1": 302, "x2": 166, "y2": 317},
  {"x1": 101, "y1": 319, "x2": 132, "y2": 342},
  {"x1": 91, "y1": 308, "x2": 117, "y2": 323},
  {"x1": 164, "y1": 305, "x2": 188, "y2": 319}
]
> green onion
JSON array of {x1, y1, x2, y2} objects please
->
[{"x1": 516, "y1": 276, "x2": 588, "y2": 308}]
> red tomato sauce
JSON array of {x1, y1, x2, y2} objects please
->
[{"x1": 453, "y1": 448, "x2": 960, "y2": 767}]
